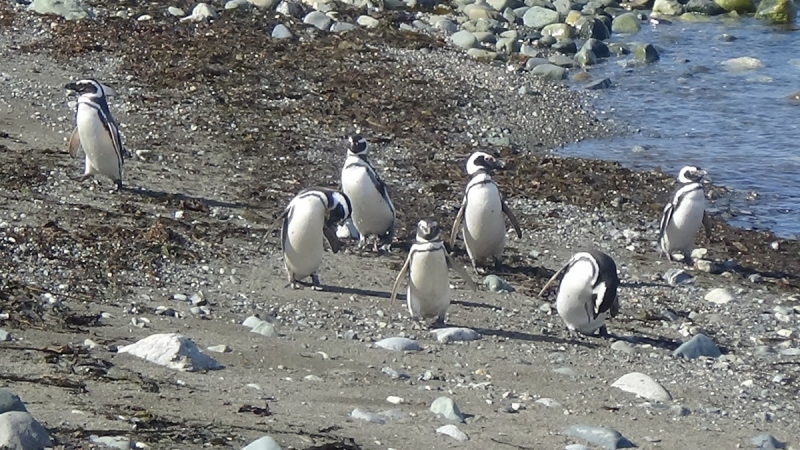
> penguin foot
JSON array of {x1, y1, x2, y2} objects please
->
[
  {"x1": 431, "y1": 315, "x2": 447, "y2": 329},
  {"x1": 114, "y1": 179, "x2": 123, "y2": 191},
  {"x1": 311, "y1": 273, "x2": 323, "y2": 291},
  {"x1": 597, "y1": 325, "x2": 612, "y2": 338},
  {"x1": 566, "y1": 327, "x2": 585, "y2": 341}
]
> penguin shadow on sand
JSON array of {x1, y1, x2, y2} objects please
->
[{"x1": 122, "y1": 186, "x2": 252, "y2": 211}]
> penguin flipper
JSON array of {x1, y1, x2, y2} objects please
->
[
  {"x1": 257, "y1": 210, "x2": 288, "y2": 252},
  {"x1": 658, "y1": 201, "x2": 674, "y2": 243},
  {"x1": 323, "y1": 225, "x2": 343, "y2": 254},
  {"x1": 538, "y1": 259, "x2": 573, "y2": 298},
  {"x1": 390, "y1": 252, "x2": 413, "y2": 303},
  {"x1": 702, "y1": 210, "x2": 713, "y2": 239},
  {"x1": 446, "y1": 252, "x2": 477, "y2": 291},
  {"x1": 501, "y1": 196, "x2": 522, "y2": 239},
  {"x1": 449, "y1": 199, "x2": 466, "y2": 249},
  {"x1": 67, "y1": 127, "x2": 82, "y2": 158}
]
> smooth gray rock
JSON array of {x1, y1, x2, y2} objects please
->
[
  {"x1": 117, "y1": 333, "x2": 222, "y2": 372},
  {"x1": 436, "y1": 424, "x2": 470, "y2": 441},
  {"x1": 673, "y1": 334, "x2": 722, "y2": 359},
  {"x1": 430, "y1": 327, "x2": 482, "y2": 343},
  {"x1": 522, "y1": 6, "x2": 561, "y2": 28},
  {"x1": 330, "y1": 22, "x2": 356, "y2": 32},
  {"x1": 180, "y1": 3, "x2": 218, "y2": 21},
  {"x1": 581, "y1": 38, "x2": 609, "y2": 58},
  {"x1": 276, "y1": 0, "x2": 303, "y2": 17},
  {"x1": 553, "y1": 0, "x2": 577, "y2": 15},
  {"x1": 585, "y1": 78, "x2": 612, "y2": 90},
  {"x1": 612, "y1": 372, "x2": 672, "y2": 402},
  {"x1": 0, "y1": 411, "x2": 52, "y2": 450},
  {"x1": 751, "y1": 433, "x2": 785, "y2": 449},
  {"x1": 303, "y1": 11, "x2": 332, "y2": 30},
  {"x1": 653, "y1": 0, "x2": 684, "y2": 14},
  {"x1": 350, "y1": 408, "x2": 385, "y2": 424},
  {"x1": 430, "y1": 396, "x2": 465, "y2": 422},
  {"x1": 665, "y1": 268, "x2": 693, "y2": 286},
  {"x1": 357, "y1": 15, "x2": 381, "y2": 28},
  {"x1": 610, "y1": 340, "x2": 635, "y2": 354},
  {"x1": 566, "y1": 445, "x2": 593, "y2": 450},
  {"x1": 611, "y1": 12, "x2": 641, "y2": 34},
  {"x1": 531, "y1": 63, "x2": 566, "y2": 80},
  {"x1": 525, "y1": 57, "x2": 550, "y2": 69},
  {"x1": 574, "y1": 16, "x2": 611, "y2": 40},
  {"x1": 451, "y1": 30, "x2": 479, "y2": 49},
  {"x1": 167, "y1": 6, "x2": 185, "y2": 16},
  {"x1": 242, "y1": 435, "x2": 282, "y2": 450},
  {"x1": 686, "y1": 0, "x2": 725, "y2": 14},
  {"x1": 563, "y1": 424, "x2": 635, "y2": 450},
  {"x1": 548, "y1": 53, "x2": 577, "y2": 67},
  {"x1": 375, "y1": 337, "x2": 421, "y2": 351},
  {"x1": 552, "y1": 39, "x2": 577, "y2": 54},
  {"x1": 483, "y1": 275, "x2": 514, "y2": 292},
  {"x1": 247, "y1": 0, "x2": 279, "y2": 8},
  {"x1": 251, "y1": 321, "x2": 280, "y2": 337},
  {"x1": 633, "y1": 43, "x2": 659, "y2": 63},
  {"x1": 554, "y1": 367, "x2": 578, "y2": 377},
  {"x1": 0, "y1": 390, "x2": 27, "y2": 415},
  {"x1": 272, "y1": 23, "x2": 292, "y2": 39},
  {"x1": 0, "y1": 329, "x2": 10, "y2": 341},
  {"x1": 27, "y1": 0, "x2": 91, "y2": 20},
  {"x1": 541, "y1": 23, "x2": 575, "y2": 39},
  {"x1": 574, "y1": 48, "x2": 596, "y2": 66},
  {"x1": 89, "y1": 435, "x2": 133, "y2": 449}
]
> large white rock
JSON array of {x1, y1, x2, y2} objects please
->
[
  {"x1": 242, "y1": 435, "x2": 282, "y2": 450},
  {"x1": 704, "y1": 288, "x2": 735, "y2": 304},
  {"x1": 430, "y1": 327, "x2": 481, "y2": 343},
  {"x1": 611, "y1": 372, "x2": 672, "y2": 402},
  {"x1": 117, "y1": 333, "x2": 222, "y2": 372},
  {"x1": 27, "y1": 0, "x2": 91, "y2": 20},
  {"x1": 720, "y1": 56, "x2": 764, "y2": 71},
  {"x1": 0, "y1": 411, "x2": 52, "y2": 450}
]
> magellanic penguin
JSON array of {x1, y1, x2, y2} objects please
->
[
  {"x1": 658, "y1": 165, "x2": 713, "y2": 262},
  {"x1": 340, "y1": 135, "x2": 396, "y2": 252},
  {"x1": 391, "y1": 218, "x2": 478, "y2": 327},
  {"x1": 259, "y1": 187, "x2": 352, "y2": 291},
  {"x1": 65, "y1": 79, "x2": 126, "y2": 190},
  {"x1": 450, "y1": 151, "x2": 522, "y2": 273},
  {"x1": 539, "y1": 250, "x2": 620, "y2": 337}
]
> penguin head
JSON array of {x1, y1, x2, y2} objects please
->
[
  {"x1": 466, "y1": 151, "x2": 502, "y2": 175},
  {"x1": 65, "y1": 79, "x2": 106, "y2": 98},
  {"x1": 416, "y1": 218, "x2": 441, "y2": 242},
  {"x1": 328, "y1": 191, "x2": 353, "y2": 225},
  {"x1": 347, "y1": 135, "x2": 369, "y2": 157},
  {"x1": 677, "y1": 166, "x2": 706, "y2": 184}
]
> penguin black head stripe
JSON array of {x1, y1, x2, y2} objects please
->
[
  {"x1": 677, "y1": 166, "x2": 706, "y2": 184},
  {"x1": 65, "y1": 79, "x2": 105, "y2": 98},
  {"x1": 466, "y1": 151, "x2": 499, "y2": 175},
  {"x1": 347, "y1": 135, "x2": 369, "y2": 156},
  {"x1": 328, "y1": 191, "x2": 353, "y2": 225},
  {"x1": 416, "y1": 218, "x2": 441, "y2": 242}
]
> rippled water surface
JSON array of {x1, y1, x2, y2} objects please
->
[{"x1": 561, "y1": 17, "x2": 800, "y2": 238}]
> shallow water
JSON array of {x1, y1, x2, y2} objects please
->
[{"x1": 561, "y1": 16, "x2": 800, "y2": 238}]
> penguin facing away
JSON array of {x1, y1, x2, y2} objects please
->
[
  {"x1": 391, "y1": 218, "x2": 478, "y2": 327},
  {"x1": 658, "y1": 165, "x2": 713, "y2": 262},
  {"x1": 65, "y1": 78, "x2": 126, "y2": 190},
  {"x1": 340, "y1": 135, "x2": 396, "y2": 252},
  {"x1": 539, "y1": 250, "x2": 620, "y2": 337},
  {"x1": 259, "y1": 187, "x2": 352, "y2": 291},
  {"x1": 450, "y1": 151, "x2": 522, "y2": 273}
]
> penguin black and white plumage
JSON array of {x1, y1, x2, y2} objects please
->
[
  {"x1": 658, "y1": 165, "x2": 713, "y2": 262},
  {"x1": 65, "y1": 79, "x2": 126, "y2": 190},
  {"x1": 260, "y1": 187, "x2": 352, "y2": 290},
  {"x1": 539, "y1": 250, "x2": 620, "y2": 337},
  {"x1": 450, "y1": 151, "x2": 522, "y2": 273},
  {"x1": 340, "y1": 135, "x2": 396, "y2": 252},
  {"x1": 391, "y1": 218, "x2": 477, "y2": 327}
]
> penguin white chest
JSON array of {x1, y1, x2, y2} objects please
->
[
  {"x1": 666, "y1": 188, "x2": 705, "y2": 252},
  {"x1": 76, "y1": 104, "x2": 121, "y2": 181},
  {"x1": 283, "y1": 199, "x2": 326, "y2": 279},
  {"x1": 341, "y1": 163, "x2": 394, "y2": 236},
  {"x1": 407, "y1": 249, "x2": 450, "y2": 319},
  {"x1": 556, "y1": 261, "x2": 605, "y2": 334},
  {"x1": 463, "y1": 183, "x2": 505, "y2": 259}
]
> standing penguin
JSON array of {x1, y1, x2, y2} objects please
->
[
  {"x1": 391, "y1": 218, "x2": 477, "y2": 327},
  {"x1": 450, "y1": 151, "x2": 522, "y2": 273},
  {"x1": 658, "y1": 166, "x2": 713, "y2": 262},
  {"x1": 539, "y1": 250, "x2": 620, "y2": 337},
  {"x1": 65, "y1": 79, "x2": 126, "y2": 190},
  {"x1": 259, "y1": 187, "x2": 352, "y2": 291},
  {"x1": 340, "y1": 135, "x2": 396, "y2": 252}
]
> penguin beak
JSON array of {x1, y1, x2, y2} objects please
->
[{"x1": 65, "y1": 82, "x2": 79, "y2": 92}]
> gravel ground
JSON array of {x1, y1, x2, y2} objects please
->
[{"x1": 1, "y1": 1, "x2": 799, "y2": 449}]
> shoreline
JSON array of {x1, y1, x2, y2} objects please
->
[{"x1": 1, "y1": 1, "x2": 799, "y2": 449}]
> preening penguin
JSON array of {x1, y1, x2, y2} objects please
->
[
  {"x1": 391, "y1": 218, "x2": 478, "y2": 327},
  {"x1": 539, "y1": 250, "x2": 620, "y2": 337},
  {"x1": 450, "y1": 151, "x2": 522, "y2": 273},
  {"x1": 658, "y1": 166, "x2": 713, "y2": 262},
  {"x1": 259, "y1": 187, "x2": 352, "y2": 291},
  {"x1": 65, "y1": 79, "x2": 126, "y2": 190},
  {"x1": 340, "y1": 135, "x2": 396, "y2": 252}
]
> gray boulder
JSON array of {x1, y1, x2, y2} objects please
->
[
  {"x1": 653, "y1": 0, "x2": 684, "y2": 14},
  {"x1": 522, "y1": 6, "x2": 561, "y2": 28},
  {"x1": 27, "y1": 0, "x2": 91, "y2": 20},
  {"x1": 451, "y1": 30, "x2": 479, "y2": 49},
  {"x1": 242, "y1": 435, "x2": 282, "y2": 450},
  {"x1": 611, "y1": 12, "x2": 641, "y2": 34},
  {"x1": 0, "y1": 390, "x2": 27, "y2": 415},
  {"x1": 531, "y1": 63, "x2": 567, "y2": 80},
  {"x1": 713, "y1": 0, "x2": 755, "y2": 12},
  {"x1": 247, "y1": 0, "x2": 279, "y2": 8},
  {"x1": 574, "y1": 16, "x2": 611, "y2": 40},
  {"x1": 633, "y1": 42, "x2": 659, "y2": 63},
  {"x1": 585, "y1": 78, "x2": 613, "y2": 90},
  {"x1": 685, "y1": 0, "x2": 725, "y2": 14},
  {"x1": 303, "y1": 11, "x2": 332, "y2": 30},
  {"x1": 553, "y1": 0, "x2": 578, "y2": 15},
  {"x1": 754, "y1": 0, "x2": 796, "y2": 24},
  {"x1": 272, "y1": 24, "x2": 293, "y2": 39},
  {"x1": 552, "y1": 39, "x2": 577, "y2": 54},
  {"x1": 0, "y1": 411, "x2": 52, "y2": 450},
  {"x1": 673, "y1": 334, "x2": 722, "y2": 359},
  {"x1": 574, "y1": 48, "x2": 597, "y2": 66},
  {"x1": 581, "y1": 37, "x2": 609, "y2": 58}
]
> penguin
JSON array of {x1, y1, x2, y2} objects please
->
[
  {"x1": 390, "y1": 218, "x2": 477, "y2": 327},
  {"x1": 340, "y1": 135, "x2": 396, "y2": 252},
  {"x1": 450, "y1": 151, "x2": 522, "y2": 273},
  {"x1": 658, "y1": 165, "x2": 713, "y2": 262},
  {"x1": 538, "y1": 250, "x2": 620, "y2": 337},
  {"x1": 65, "y1": 79, "x2": 126, "y2": 190},
  {"x1": 259, "y1": 187, "x2": 352, "y2": 290}
]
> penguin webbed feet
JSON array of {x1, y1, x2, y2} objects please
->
[{"x1": 311, "y1": 273, "x2": 323, "y2": 291}]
